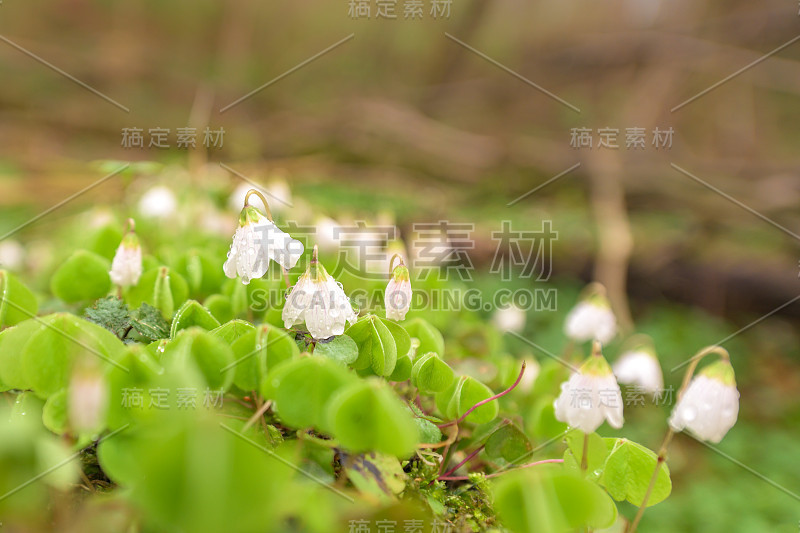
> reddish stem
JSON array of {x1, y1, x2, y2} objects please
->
[
  {"x1": 438, "y1": 458, "x2": 563, "y2": 481},
  {"x1": 440, "y1": 444, "x2": 485, "y2": 479},
  {"x1": 438, "y1": 361, "x2": 526, "y2": 428}
]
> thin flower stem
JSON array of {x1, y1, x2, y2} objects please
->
[
  {"x1": 580, "y1": 432, "x2": 589, "y2": 471},
  {"x1": 281, "y1": 267, "x2": 292, "y2": 290},
  {"x1": 243, "y1": 398, "x2": 273, "y2": 432},
  {"x1": 244, "y1": 189, "x2": 273, "y2": 220},
  {"x1": 562, "y1": 339, "x2": 575, "y2": 364},
  {"x1": 627, "y1": 345, "x2": 730, "y2": 533},
  {"x1": 438, "y1": 425, "x2": 459, "y2": 476},
  {"x1": 438, "y1": 459, "x2": 564, "y2": 481},
  {"x1": 388, "y1": 253, "x2": 404, "y2": 273},
  {"x1": 438, "y1": 361, "x2": 526, "y2": 429},
  {"x1": 248, "y1": 391, "x2": 271, "y2": 438},
  {"x1": 440, "y1": 444, "x2": 485, "y2": 479}
]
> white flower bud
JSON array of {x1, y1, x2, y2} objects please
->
[
  {"x1": 385, "y1": 264, "x2": 412, "y2": 321},
  {"x1": 554, "y1": 347, "x2": 624, "y2": 433},
  {"x1": 669, "y1": 360, "x2": 739, "y2": 443},
  {"x1": 564, "y1": 291, "x2": 617, "y2": 344},
  {"x1": 223, "y1": 205, "x2": 304, "y2": 284},
  {"x1": 613, "y1": 349, "x2": 663, "y2": 394},
  {"x1": 109, "y1": 229, "x2": 142, "y2": 288}
]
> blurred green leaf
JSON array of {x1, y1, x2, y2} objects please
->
[
  {"x1": 327, "y1": 378, "x2": 419, "y2": 457},
  {"x1": 0, "y1": 270, "x2": 38, "y2": 328},
  {"x1": 263, "y1": 356, "x2": 356, "y2": 433},
  {"x1": 50, "y1": 250, "x2": 111, "y2": 303},
  {"x1": 230, "y1": 324, "x2": 298, "y2": 392}
]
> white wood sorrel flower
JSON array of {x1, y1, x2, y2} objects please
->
[
  {"x1": 385, "y1": 259, "x2": 412, "y2": 321},
  {"x1": 564, "y1": 285, "x2": 617, "y2": 344},
  {"x1": 669, "y1": 359, "x2": 739, "y2": 443},
  {"x1": 109, "y1": 220, "x2": 142, "y2": 288},
  {"x1": 282, "y1": 246, "x2": 357, "y2": 339},
  {"x1": 223, "y1": 204, "x2": 303, "y2": 285},
  {"x1": 613, "y1": 346, "x2": 664, "y2": 394},
  {"x1": 491, "y1": 303, "x2": 526, "y2": 333},
  {"x1": 138, "y1": 185, "x2": 177, "y2": 219},
  {"x1": 554, "y1": 342, "x2": 624, "y2": 433}
]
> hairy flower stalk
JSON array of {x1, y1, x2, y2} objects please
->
[
  {"x1": 628, "y1": 346, "x2": 739, "y2": 533},
  {"x1": 282, "y1": 245, "x2": 357, "y2": 339},
  {"x1": 564, "y1": 282, "x2": 617, "y2": 344},
  {"x1": 553, "y1": 340, "x2": 624, "y2": 433},
  {"x1": 223, "y1": 189, "x2": 303, "y2": 285},
  {"x1": 109, "y1": 218, "x2": 142, "y2": 288},
  {"x1": 385, "y1": 254, "x2": 412, "y2": 321}
]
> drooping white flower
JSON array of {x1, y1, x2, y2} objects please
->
[
  {"x1": 282, "y1": 247, "x2": 357, "y2": 339},
  {"x1": 138, "y1": 185, "x2": 177, "y2": 219},
  {"x1": 68, "y1": 366, "x2": 108, "y2": 434},
  {"x1": 223, "y1": 204, "x2": 304, "y2": 284},
  {"x1": 554, "y1": 344, "x2": 624, "y2": 433},
  {"x1": 613, "y1": 348, "x2": 663, "y2": 394},
  {"x1": 492, "y1": 304, "x2": 526, "y2": 333},
  {"x1": 669, "y1": 360, "x2": 739, "y2": 443},
  {"x1": 385, "y1": 261, "x2": 412, "y2": 321},
  {"x1": 109, "y1": 224, "x2": 142, "y2": 288},
  {"x1": 0, "y1": 239, "x2": 24, "y2": 270},
  {"x1": 564, "y1": 288, "x2": 617, "y2": 344}
]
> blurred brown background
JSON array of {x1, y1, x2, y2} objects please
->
[{"x1": 2, "y1": 0, "x2": 799, "y2": 325}]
